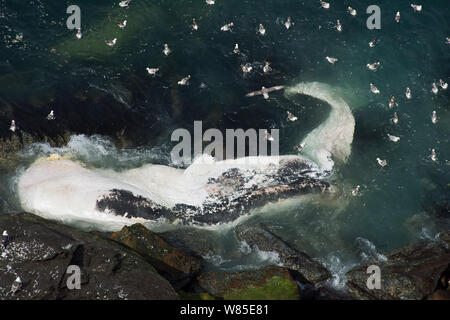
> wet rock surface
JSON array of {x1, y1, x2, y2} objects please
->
[
  {"x1": 197, "y1": 266, "x2": 300, "y2": 300},
  {"x1": 0, "y1": 213, "x2": 178, "y2": 300},
  {"x1": 110, "y1": 224, "x2": 202, "y2": 289},
  {"x1": 345, "y1": 232, "x2": 450, "y2": 300},
  {"x1": 235, "y1": 224, "x2": 331, "y2": 285}
]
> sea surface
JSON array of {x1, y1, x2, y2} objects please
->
[{"x1": 0, "y1": 0, "x2": 449, "y2": 288}]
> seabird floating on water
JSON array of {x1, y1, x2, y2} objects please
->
[
  {"x1": 118, "y1": 20, "x2": 127, "y2": 29},
  {"x1": 395, "y1": 12, "x2": 401, "y2": 23},
  {"x1": 206, "y1": 0, "x2": 215, "y2": 5},
  {"x1": 221, "y1": 22, "x2": 234, "y2": 32},
  {"x1": 320, "y1": 0, "x2": 330, "y2": 9},
  {"x1": 376, "y1": 158, "x2": 388, "y2": 167},
  {"x1": 389, "y1": 96, "x2": 397, "y2": 109},
  {"x1": 258, "y1": 24, "x2": 266, "y2": 36},
  {"x1": 192, "y1": 18, "x2": 198, "y2": 31},
  {"x1": 119, "y1": 0, "x2": 131, "y2": 8},
  {"x1": 146, "y1": 67, "x2": 159, "y2": 76},
  {"x1": 233, "y1": 44, "x2": 240, "y2": 55},
  {"x1": 293, "y1": 143, "x2": 305, "y2": 152},
  {"x1": 405, "y1": 87, "x2": 412, "y2": 99},
  {"x1": 432, "y1": 82, "x2": 439, "y2": 94},
  {"x1": 263, "y1": 61, "x2": 272, "y2": 74},
  {"x1": 325, "y1": 56, "x2": 338, "y2": 64},
  {"x1": 9, "y1": 120, "x2": 16, "y2": 133},
  {"x1": 105, "y1": 38, "x2": 117, "y2": 47},
  {"x1": 370, "y1": 83, "x2": 380, "y2": 94},
  {"x1": 431, "y1": 111, "x2": 438, "y2": 124},
  {"x1": 446, "y1": 37, "x2": 450, "y2": 45},
  {"x1": 11, "y1": 277, "x2": 22, "y2": 295},
  {"x1": 163, "y1": 44, "x2": 171, "y2": 56},
  {"x1": 245, "y1": 86, "x2": 285, "y2": 100},
  {"x1": 336, "y1": 20, "x2": 342, "y2": 32},
  {"x1": 46, "y1": 110, "x2": 55, "y2": 121},
  {"x1": 352, "y1": 185, "x2": 360, "y2": 196},
  {"x1": 387, "y1": 134, "x2": 400, "y2": 142},
  {"x1": 369, "y1": 37, "x2": 377, "y2": 47},
  {"x1": 348, "y1": 7, "x2": 357, "y2": 16},
  {"x1": 392, "y1": 112, "x2": 399, "y2": 124},
  {"x1": 411, "y1": 4, "x2": 422, "y2": 12},
  {"x1": 287, "y1": 111, "x2": 298, "y2": 121},
  {"x1": 367, "y1": 61, "x2": 380, "y2": 71},
  {"x1": 76, "y1": 28, "x2": 82, "y2": 39},
  {"x1": 285, "y1": 17, "x2": 292, "y2": 30},
  {"x1": 439, "y1": 79, "x2": 448, "y2": 89},
  {"x1": 241, "y1": 64, "x2": 253, "y2": 74},
  {"x1": 177, "y1": 75, "x2": 191, "y2": 86},
  {"x1": 431, "y1": 149, "x2": 437, "y2": 162}
]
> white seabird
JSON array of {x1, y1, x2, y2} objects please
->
[
  {"x1": 146, "y1": 67, "x2": 159, "y2": 76},
  {"x1": 336, "y1": 20, "x2": 342, "y2": 32},
  {"x1": 320, "y1": 0, "x2": 330, "y2": 9},
  {"x1": 439, "y1": 79, "x2": 448, "y2": 89},
  {"x1": 432, "y1": 82, "x2": 439, "y2": 94},
  {"x1": 105, "y1": 38, "x2": 117, "y2": 47},
  {"x1": 325, "y1": 56, "x2": 338, "y2": 64},
  {"x1": 376, "y1": 158, "x2": 388, "y2": 167},
  {"x1": 395, "y1": 12, "x2": 401, "y2": 23},
  {"x1": 446, "y1": 37, "x2": 450, "y2": 45},
  {"x1": 221, "y1": 22, "x2": 233, "y2": 32},
  {"x1": 245, "y1": 86, "x2": 285, "y2": 100},
  {"x1": 352, "y1": 185, "x2": 360, "y2": 196},
  {"x1": 119, "y1": 0, "x2": 131, "y2": 8},
  {"x1": 389, "y1": 96, "x2": 397, "y2": 109},
  {"x1": 233, "y1": 44, "x2": 240, "y2": 55},
  {"x1": 348, "y1": 7, "x2": 357, "y2": 16},
  {"x1": 285, "y1": 17, "x2": 292, "y2": 30},
  {"x1": 118, "y1": 20, "x2": 127, "y2": 29},
  {"x1": 392, "y1": 112, "x2": 399, "y2": 124},
  {"x1": 9, "y1": 120, "x2": 16, "y2": 133},
  {"x1": 387, "y1": 134, "x2": 400, "y2": 142},
  {"x1": 369, "y1": 37, "x2": 377, "y2": 47},
  {"x1": 263, "y1": 61, "x2": 272, "y2": 74},
  {"x1": 192, "y1": 18, "x2": 199, "y2": 31},
  {"x1": 177, "y1": 75, "x2": 191, "y2": 86},
  {"x1": 76, "y1": 28, "x2": 82, "y2": 39},
  {"x1": 370, "y1": 83, "x2": 380, "y2": 94},
  {"x1": 431, "y1": 149, "x2": 437, "y2": 162},
  {"x1": 405, "y1": 87, "x2": 412, "y2": 99},
  {"x1": 46, "y1": 110, "x2": 55, "y2": 121},
  {"x1": 258, "y1": 24, "x2": 266, "y2": 36},
  {"x1": 411, "y1": 4, "x2": 422, "y2": 12},
  {"x1": 163, "y1": 44, "x2": 171, "y2": 56},
  {"x1": 287, "y1": 111, "x2": 298, "y2": 121},
  {"x1": 367, "y1": 61, "x2": 381, "y2": 71},
  {"x1": 241, "y1": 64, "x2": 253, "y2": 74},
  {"x1": 264, "y1": 130, "x2": 274, "y2": 141},
  {"x1": 431, "y1": 111, "x2": 437, "y2": 124},
  {"x1": 206, "y1": 0, "x2": 215, "y2": 5}
]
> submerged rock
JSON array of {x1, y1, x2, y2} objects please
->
[
  {"x1": 110, "y1": 224, "x2": 202, "y2": 289},
  {"x1": 197, "y1": 267, "x2": 300, "y2": 300},
  {"x1": 235, "y1": 224, "x2": 331, "y2": 285},
  {"x1": 0, "y1": 213, "x2": 178, "y2": 300},
  {"x1": 345, "y1": 232, "x2": 450, "y2": 300}
]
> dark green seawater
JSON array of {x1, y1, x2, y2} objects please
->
[{"x1": 0, "y1": 1, "x2": 449, "y2": 287}]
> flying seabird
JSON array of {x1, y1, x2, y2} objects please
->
[
  {"x1": 439, "y1": 79, "x2": 448, "y2": 89},
  {"x1": 287, "y1": 111, "x2": 298, "y2": 121},
  {"x1": 233, "y1": 44, "x2": 240, "y2": 55},
  {"x1": 370, "y1": 83, "x2": 380, "y2": 94},
  {"x1": 105, "y1": 38, "x2": 117, "y2": 47},
  {"x1": 389, "y1": 96, "x2": 397, "y2": 109},
  {"x1": 352, "y1": 185, "x2": 360, "y2": 196},
  {"x1": 177, "y1": 75, "x2": 191, "y2": 86},
  {"x1": 192, "y1": 18, "x2": 199, "y2": 31},
  {"x1": 263, "y1": 61, "x2": 272, "y2": 74},
  {"x1": 431, "y1": 149, "x2": 437, "y2": 162},
  {"x1": 221, "y1": 22, "x2": 233, "y2": 32},
  {"x1": 432, "y1": 82, "x2": 439, "y2": 94},
  {"x1": 118, "y1": 20, "x2": 127, "y2": 29},
  {"x1": 369, "y1": 37, "x2": 377, "y2": 47},
  {"x1": 431, "y1": 111, "x2": 437, "y2": 124},
  {"x1": 9, "y1": 120, "x2": 16, "y2": 133},
  {"x1": 46, "y1": 110, "x2": 55, "y2": 121},
  {"x1": 258, "y1": 24, "x2": 266, "y2": 36},
  {"x1": 367, "y1": 61, "x2": 381, "y2": 71},
  {"x1": 320, "y1": 0, "x2": 330, "y2": 9},
  {"x1": 285, "y1": 17, "x2": 292, "y2": 30},
  {"x1": 336, "y1": 20, "x2": 342, "y2": 32},
  {"x1": 387, "y1": 134, "x2": 400, "y2": 142},
  {"x1": 119, "y1": 0, "x2": 131, "y2": 8},
  {"x1": 395, "y1": 12, "x2": 401, "y2": 23},
  {"x1": 76, "y1": 28, "x2": 82, "y2": 39},
  {"x1": 376, "y1": 158, "x2": 388, "y2": 167},
  {"x1": 146, "y1": 67, "x2": 159, "y2": 76},
  {"x1": 411, "y1": 4, "x2": 422, "y2": 12},
  {"x1": 326, "y1": 56, "x2": 338, "y2": 64},
  {"x1": 245, "y1": 86, "x2": 285, "y2": 100},
  {"x1": 348, "y1": 7, "x2": 357, "y2": 16},
  {"x1": 163, "y1": 43, "x2": 171, "y2": 56},
  {"x1": 405, "y1": 87, "x2": 412, "y2": 99}
]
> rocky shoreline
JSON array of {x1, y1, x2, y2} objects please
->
[{"x1": 0, "y1": 212, "x2": 448, "y2": 300}]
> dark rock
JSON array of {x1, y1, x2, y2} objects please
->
[
  {"x1": 110, "y1": 224, "x2": 202, "y2": 289},
  {"x1": 0, "y1": 213, "x2": 178, "y2": 300},
  {"x1": 197, "y1": 266, "x2": 300, "y2": 300},
  {"x1": 345, "y1": 232, "x2": 450, "y2": 300},
  {"x1": 235, "y1": 224, "x2": 331, "y2": 285}
]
